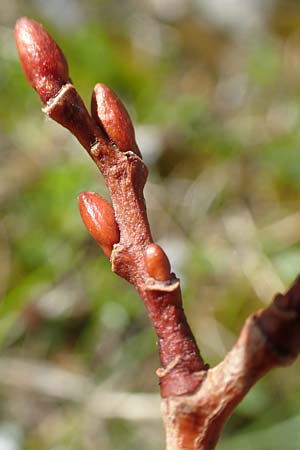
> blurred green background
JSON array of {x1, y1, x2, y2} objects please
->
[{"x1": 1, "y1": 0, "x2": 300, "y2": 449}]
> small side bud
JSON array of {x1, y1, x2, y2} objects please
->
[
  {"x1": 15, "y1": 17, "x2": 69, "y2": 104},
  {"x1": 145, "y1": 244, "x2": 171, "y2": 281},
  {"x1": 91, "y1": 83, "x2": 141, "y2": 157},
  {"x1": 78, "y1": 192, "x2": 120, "y2": 258}
]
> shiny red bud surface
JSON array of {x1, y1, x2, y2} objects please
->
[
  {"x1": 78, "y1": 192, "x2": 120, "y2": 257},
  {"x1": 145, "y1": 243, "x2": 171, "y2": 281},
  {"x1": 91, "y1": 83, "x2": 141, "y2": 156},
  {"x1": 15, "y1": 17, "x2": 69, "y2": 103}
]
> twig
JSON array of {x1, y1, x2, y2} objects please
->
[{"x1": 14, "y1": 17, "x2": 300, "y2": 450}]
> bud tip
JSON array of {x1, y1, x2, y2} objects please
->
[{"x1": 15, "y1": 16, "x2": 69, "y2": 103}]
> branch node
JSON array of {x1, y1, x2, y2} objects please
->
[
  {"x1": 124, "y1": 150, "x2": 141, "y2": 160},
  {"x1": 43, "y1": 83, "x2": 106, "y2": 152},
  {"x1": 144, "y1": 276, "x2": 180, "y2": 292},
  {"x1": 111, "y1": 244, "x2": 136, "y2": 283},
  {"x1": 156, "y1": 355, "x2": 182, "y2": 377},
  {"x1": 42, "y1": 82, "x2": 72, "y2": 113},
  {"x1": 90, "y1": 142, "x2": 101, "y2": 158}
]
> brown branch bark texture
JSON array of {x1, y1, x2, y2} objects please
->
[{"x1": 15, "y1": 17, "x2": 300, "y2": 450}]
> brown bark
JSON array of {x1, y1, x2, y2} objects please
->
[
  {"x1": 15, "y1": 17, "x2": 300, "y2": 450},
  {"x1": 162, "y1": 278, "x2": 300, "y2": 449}
]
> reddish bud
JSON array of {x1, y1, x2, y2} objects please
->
[
  {"x1": 15, "y1": 17, "x2": 69, "y2": 104},
  {"x1": 91, "y1": 83, "x2": 141, "y2": 157},
  {"x1": 145, "y1": 244, "x2": 171, "y2": 281},
  {"x1": 78, "y1": 192, "x2": 120, "y2": 258}
]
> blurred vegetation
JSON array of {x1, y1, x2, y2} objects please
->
[{"x1": 1, "y1": 0, "x2": 300, "y2": 449}]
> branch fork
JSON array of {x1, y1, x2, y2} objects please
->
[{"x1": 15, "y1": 17, "x2": 300, "y2": 450}]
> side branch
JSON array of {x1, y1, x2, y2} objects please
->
[{"x1": 162, "y1": 277, "x2": 300, "y2": 450}]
